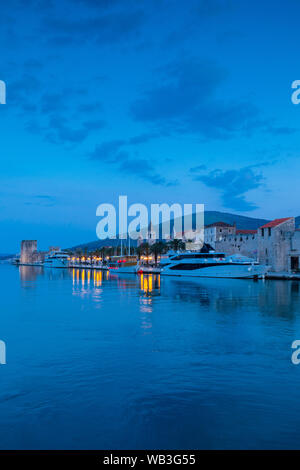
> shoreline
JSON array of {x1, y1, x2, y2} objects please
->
[{"x1": 11, "y1": 262, "x2": 300, "y2": 280}]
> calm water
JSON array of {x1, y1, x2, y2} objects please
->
[{"x1": 0, "y1": 264, "x2": 300, "y2": 449}]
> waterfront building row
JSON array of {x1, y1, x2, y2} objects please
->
[{"x1": 215, "y1": 217, "x2": 300, "y2": 273}]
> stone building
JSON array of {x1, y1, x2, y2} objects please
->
[
  {"x1": 20, "y1": 240, "x2": 38, "y2": 264},
  {"x1": 215, "y1": 230, "x2": 257, "y2": 258},
  {"x1": 257, "y1": 218, "x2": 297, "y2": 272},
  {"x1": 204, "y1": 222, "x2": 236, "y2": 248},
  {"x1": 290, "y1": 230, "x2": 300, "y2": 271},
  {"x1": 20, "y1": 240, "x2": 58, "y2": 265},
  {"x1": 216, "y1": 217, "x2": 300, "y2": 273}
]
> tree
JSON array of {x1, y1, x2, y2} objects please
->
[
  {"x1": 150, "y1": 241, "x2": 166, "y2": 265},
  {"x1": 167, "y1": 238, "x2": 185, "y2": 252},
  {"x1": 100, "y1": 247, "x2": 106, "y2": 261},
  {"x1": 138, "y1": 242, "x2": 150, "y2": 264}
]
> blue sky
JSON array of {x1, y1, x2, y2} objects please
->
[{"x1": 1, "y1": 0, "x2": 300, "y2": 252}]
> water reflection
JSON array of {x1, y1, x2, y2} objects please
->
[
  {"x1": 19, "y1": 265, "x2": 43, "y2": 283},
  {"x1": 258, "y1": 280, "x2": 300, "y2": 319},
  {"x1": 17, "y1": 266, "x2": 300, "y2": 321},
  {"x1": 162, "y1": 276, "x2": 300, "y2": 321},
  {"x1": 139, "y1": 273, "x2": 161, "y2": 295},
  {"x1": 8, "y1": 264, "x2": 300, "y2": 449}
]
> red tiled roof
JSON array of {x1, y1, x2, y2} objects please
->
[
  {"x1": 259, "y1": 218, "x2": 293, "y2": 229},
  {"x1": 205, "y1": 221, "x2": 234, "y2": 228},
  {"x1": 236, "y1": 229, "x2": 257, "y2": 234}
]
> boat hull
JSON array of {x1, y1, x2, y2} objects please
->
[
  {"x1": 109, "y1": 266, "x2": 137, "y2": 274},
  {"x1": 137, "y1": 266, "x2": 161, "y2": 274},
  {"x1": 161, "y1": 263, "x2": 268, "y2": 279},
  {"x1": 43, "y1": 260, "x2": 69, "y2": 268}
]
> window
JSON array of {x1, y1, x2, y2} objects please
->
[
  {"x1": 291, "y1": 257, "x2": 299, "y2": 271},
  {"x1": 169, "y1": 262, "x2": 225, "y2": 271},
  {"x1": 268, "y1": 227, "x2": 271, "y2": 236},
  {"x1": 261, "y1": 228, "x2": 264, "y2": 237},
  {"x1": 170, "y1": 263, "x2": 205, "y2": 270},
  {"x1": 171, "y1": 253, "x2": 225, "y2": 260}
]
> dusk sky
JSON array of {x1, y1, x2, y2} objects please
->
[{"x1": 1, "y1": 0, "x2": 300, "y2": 252}]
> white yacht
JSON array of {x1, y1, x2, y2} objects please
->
[
  {"x1": 160, "y1": 251, "x2": 268, "y2": 279},
  {"x1": 43, "y1": 251, "x2": 70, "y2": 268}
]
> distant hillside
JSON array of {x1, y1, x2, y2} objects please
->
[
  {"x1": 0, "y1": 254, "x2": 15, "y2": 260},
  {"x1": 203, "y1": 211, "x2": 269, "y2": 230},
  {"x1": 68, "y1": 210, "x2": 270, "y2": 252},
  {"x1": 68, "y1": 238, "x2": 126, "y2": 252}
]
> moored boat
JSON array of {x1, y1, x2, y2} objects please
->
[
  {"x1": 160, "y1": 251, "x2": 268, "y2": 279},
  {"x1": 107, "y1": 255, "x2": 138, "y2": 274},
  {"x1": 136, "y1": 263, "x2": 161, "y2": 274},
  {"x1": 43, "y1": 251, "x2": 70, "y2": 268}
]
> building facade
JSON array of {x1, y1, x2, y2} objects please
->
[
  {"x1": 257, "y1": 218, "x2": 298, "y2": 272},
  {"x1": 20, "y1": 240, "x2": 38, "y2": 264},
  {"x1": 20, "y1": 241, "x2": 60, "y2": 265},
  {"x1": 216, "y1": 217, "x2": 300, "y2": 273},
  {"x1": 215, "y1": 230, "x2": 257, "y2": 258},
  {"x1": 204, "y1": 222, "x2": 236, "y2": 248}
]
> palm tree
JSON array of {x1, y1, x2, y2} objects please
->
[
  {"x1": 138, "y1": 242, "x2": 150, "y2": 264},
  {"x1": 100, "y1": 247, "x2": 106, "y2": 262},
  {"x1": 136, "y1": 245, "x2": 143, "y2": 260},
  {"x1": 150, "y1": 241, "x2": 166, "y2": 265},
  {"x1": 167, "y1": 238, "x2": 185, "y2": 252}
]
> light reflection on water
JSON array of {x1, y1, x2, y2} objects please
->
[{"x1": 1, "y1": 264, "x2": 300, "y2": 449}]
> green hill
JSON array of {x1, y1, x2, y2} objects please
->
[
  {"x1": 203, "y1": 211, "x2": 269, "y2": 229},
  {"x1": 68, "y1": 210, "x2": 270, "y2": 252}
]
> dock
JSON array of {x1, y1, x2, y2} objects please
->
[{"x1": 266, "y1": 272, "x2": 300, "y2": 280}]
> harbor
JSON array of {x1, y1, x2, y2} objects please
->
[{"x1": 12, "y1": 216, "x2": 300, "y2": 281}]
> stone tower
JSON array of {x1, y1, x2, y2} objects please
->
[{"x1": 20, "y1": 240, "x2": 37, "y2": 264}]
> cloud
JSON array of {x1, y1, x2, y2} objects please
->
[
  {"x1": 24, "y1": 194, "x2": 57, "y2": 207},
  {"x1": 45, "y1": 115, "x2": 106, "y2": 144},
  {"x1": 43, "y1": 9, "x2": 145, "y2": 46},
  {"x1": 192, "y1": 164, "x2": 267, "y2": 211},
  {"x1": 40, "y1": 92, "x2": 69, "y2": 115},
  {"x1": 77, "y1": 102, "x2": 103, "y2": 113},
  {"x1": 132, "y1": 59, "x2": 226, "y2": 120},
  {"x1": 90, "y1": 140, "x2": 126, "y2": 161},
  {"x1": 190, "y1": 164, "x2": 207, "y2": 172},
  {"x1": 131, "y1": 58, "x2": 265, "y2": 140},
  {"x1": 119, "y1": 157, "x2": 174, "y2": 186},
  {"x1": 90, "y1": 139, "x2": 177, "y2": 186},
  {"x1": 128, "y1": 132, "x2": 160, "y2": 145},
  {"x1": 195, "y1": 0, "x2": 234, "y2": 18},
  {"x1": 265, "y1": 126, "x2": 299, "y2": 136},
  {"x1": 71, "y1": 0, "x2": 127, "y2": 7},
  {"x1": 9, "y1": 78, "x2": 106, "y2": 144},
  {"x1": 23, "y1": 59, "x2": 44, "y2": 70},
  {"x1": 10, "y1": 74, "x2": 41, "y2": 104}
]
